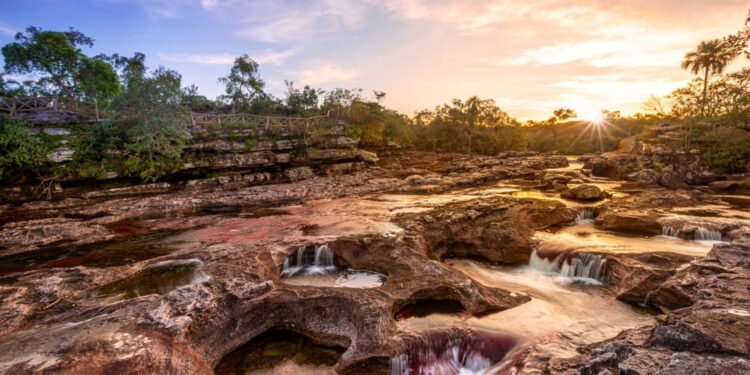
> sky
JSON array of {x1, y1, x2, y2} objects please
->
[{"x1": 1, "y1": 0, "x2": 749, "y2": 120}]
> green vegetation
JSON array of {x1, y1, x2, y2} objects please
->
[
  {"x1": 2, "y1": 14, "x2": 750, "y2": 184},
  {"x1": 0, "y1": 121, "x2": 55, "y2": 180},
  {"x1": 2, "y1": 27, "x2": 120, "y2": 102}
]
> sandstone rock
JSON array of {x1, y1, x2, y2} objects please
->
[
  {"x1": 660, "y1": 165, "x2": 690, "y2": 189},
  {"x1": 561, "y1": 184, "x2": 610, "y2": 202},
  {"x1": 284, "y1": 167, "x2": 314, "y2": 182},
  {"x1": 605, "y1": 252, "x2": 694, "y2": 305},
  {"x1": 628, "y1": 168, "x2": 660, "y2": 185},
  {"x1": 595, "y1": 209, "x2": 663, "y2": 235}
]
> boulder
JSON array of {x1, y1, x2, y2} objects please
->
[
  {"x1": 594, "y1": 209, "x2": 662, "y2": 235},
  {"x1": 627, "y1": 168, "x2": 660, "y2": 185},
  {"x1": 561, "y1": 184, "x2": 610, "y2": 202}
]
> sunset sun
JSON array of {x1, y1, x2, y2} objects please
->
[{"x1": 581, "y1": 110, "x2": 606, "y2": 124}]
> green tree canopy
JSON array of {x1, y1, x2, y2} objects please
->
[
  {"x1": 219, "y1": 54, "x2": 265, "y2": 112},
  {"x1": 284, "y1": 80, "x2": 322, "y2": 115},
  {"x1": 1, "y1": 27, "x2": 119, "y2": 102},
  {"x1": 681, "y1": 39, "x2": 736, "y2": 114}
]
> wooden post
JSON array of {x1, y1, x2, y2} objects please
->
[{"x1": 10, "y1": 98, "x2": 16, "y2": 117}]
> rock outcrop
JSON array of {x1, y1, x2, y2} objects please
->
[
  {"x1": 561, "y1": 183, "x2": 610, "y2": 202},
  {"x1": 545, "y1": 241, "x2": 750, "y2": 375}
]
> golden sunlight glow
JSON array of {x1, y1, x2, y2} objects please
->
[{"x1": 580, "y1": 110, "x2": 605, "y2": 124}]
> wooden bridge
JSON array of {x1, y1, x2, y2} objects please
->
[{"x1": 0, "y1": 96, "x2": 339, "y2": 134}]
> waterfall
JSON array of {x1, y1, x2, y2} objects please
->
[
  {"x1": 528, "y1": 249, "x2": 606, "y2": 282},
  {"x1": 575, "y1": 207, "x2": 595, "y2": 224},
  {"x1": 694, "y1": 227, "x2": 723, "y2": 242},
  {"x1": 661, "y1": 226, "x2": 679, "y2": 237},
  {"x1": 661, "y1": 225, "x2": 724, "y2": 242},
  {"x1": 281, "y1": 244, "x2": 337, "y2": 277},
  {"x1": 390, "y1": 336, "x2": 514, "y2": 375}
]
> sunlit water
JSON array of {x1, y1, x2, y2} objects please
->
[
  {"x1": 535, "y1": 223, "x2": 714, "y2": 257},
  {"x1": 400, "y1": 260, "x2": 655, "y2": 374}
]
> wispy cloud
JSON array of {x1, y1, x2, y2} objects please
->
[
  {"x1": 294, "y1": 62, "x2": 361, "y2": 85},
  {"x1": 234, "y1": 0, "x2": 369, "y2": 43},
  {"x1": 122, "y1": 0, "x2": 194, "y2": 18},
  {"x1": 0, "y1": 22, "x2": 19, "y2": 36},
  {"x1": 200, "y1": 0, "x2": 218, "y2": 9},
  {"x1": 158, "y1": 49, "x2": 296, "y2": 65}
]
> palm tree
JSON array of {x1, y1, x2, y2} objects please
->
[{"x1": 681, "y1": 39, "x2": 735, "y2": 116}]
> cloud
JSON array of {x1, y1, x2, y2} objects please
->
[
  {"x1": 234, "y1": 0, "x2": 369, "y2": 43},
  {"x1": 158, "y1": 49, "x2": 296, "y2": 65},
  {"x1": 294, "y1": 62, "x2": 361, "y2": 85},
  {"x1": 123, "y1": 0, "x2": 194, "y2": 18},
  {"x1": 200, "y1": 0, "x2": 218, "y2": 9},
  {"x1": 0, "y1": 22, "x2": 19, "y2": 36}
]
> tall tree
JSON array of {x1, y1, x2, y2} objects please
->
[
  {"x1": 681, "y1": 39, "x2": 735, "y2": 115},
  {"x1": 2, "y1": 27, "x2": 119, "y2": 101},
  {"x1": 218, "y1": 54, "x2": 265, "y2": 112}
]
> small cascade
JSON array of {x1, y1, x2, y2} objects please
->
[
  {"x1": 661, "y1": 225, "x2": 724, "y2": 242},
  {"x1": 694, "y1": 227, "x2": 723, "y2": 242},
  {"x1": 575, "y1": 207, "x2": 595, "y2": 224},
  {"x1": 281, "y1": 244, "x2": 337, "y2": 277},
  {"x1": 529, "y1": 249, "x2": 606, "y2": 282},
  {"x1": 389, "y1": 331, "x2": 515, "y2": 375},
  {"x1": 661, "y1": 225, "x2": 679, "y2": 238}
]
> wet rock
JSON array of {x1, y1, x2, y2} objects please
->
[
  {"x1": 0, "y1": 218, "x2": 114, "y2": 254},
  {"x1": 595, "y1": 209, "x2": 663, "y2": 235},
  {"x1": 709, "y1": 178, "x2": 750, "y2": 193},
  {"x1": 660, "y1": 165, "x2": 691, "y2": 189},
  {"x1": 561, "y1": 184, "x2": 610, "y2": 202},
  {"x1": 628, "y1": 168, "x2": 661, "y2": 185},
  {"x1": 548, "y1": 241, "x2": 750, "y2": 374},
  {"x1": 650, "y1": 308, "x2": 750, "y2": 355},
  {"x1": 605, "y1": 252, "x2": 694, "y2": 305},
  {"x1": 396, "y1": 196, "x2": 574, "y2": 264}
]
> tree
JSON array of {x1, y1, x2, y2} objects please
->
[
  {"x1": 77, "y1": 56, "x2": 121, "y2": 104},
  {"x1": 643, "y1": 95, "x2": 668, "y2": 118},
  {"x1": 218, "y1": 54, "x2": 265, "y2": 112},
  {"x1": 0, "y1": 73, "x2": 25, "y2": 97},
  {"x1": 284, "y1": 81, "x2": 322, "y2": 115},
  {"x1": 2, "y1": 27, "x2": 119, "y2": 101},
  {"x1": 0, "y1": 121, "x2": 54, "y2": 181},
  {"x1": 681, "y1": 39, "x2": 735, "y2": 115},
  {"x1": 553, "y1": 108, "x2": 577, "y2": 122}
]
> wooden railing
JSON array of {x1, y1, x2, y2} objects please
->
[
  {"x1": 0, "y1": 95, "x2": 101, "y2": 120},
  {"x1": 0, "y1": 96, "x2": 340, "y2": 135}
]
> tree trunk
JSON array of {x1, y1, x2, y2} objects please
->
[{"x1": 702, "y1": 67, "x2": 709, "y2": 116}]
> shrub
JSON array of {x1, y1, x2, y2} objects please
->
[
  {"x1": 124, "y1": 118, "x2": 191, "y2": 181},
  {"x1": 694, "y1": 126, "x2": 750, "y2": 173},
  {"x1": 0, "y1": 121, "x2": 55, "y2": 180},
  {"x1": 71, "y1": 121, "x2": 126, "y2": 179}
]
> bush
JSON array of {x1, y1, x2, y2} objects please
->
[
  {"x1": 0, "y1": 121, "x2": 55, "y2": 180},
  {"x1": 125, "y1": 118, "x2": 190, "y2": 181},
  {"x1": 72, "y1": 121, "x2": 127, "y2": 179},
  {"x1": 124, "y1": 118, "x2": 191, "y2": 181},
  {"x1": 694, "y1": 126, "x2": 750, "y2": 173}
]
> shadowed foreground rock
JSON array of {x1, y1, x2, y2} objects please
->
[{"x1": 545, "y1": 241, "x2": 750, "y2": 375}]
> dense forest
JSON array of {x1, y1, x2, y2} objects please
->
[{"x1": 2, "y1": 13, "x2": 750, "y2": 184}]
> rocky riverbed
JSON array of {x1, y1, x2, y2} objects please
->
[{"x1": 0, "y1": 150, "x2": 749, "y2": 374}]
